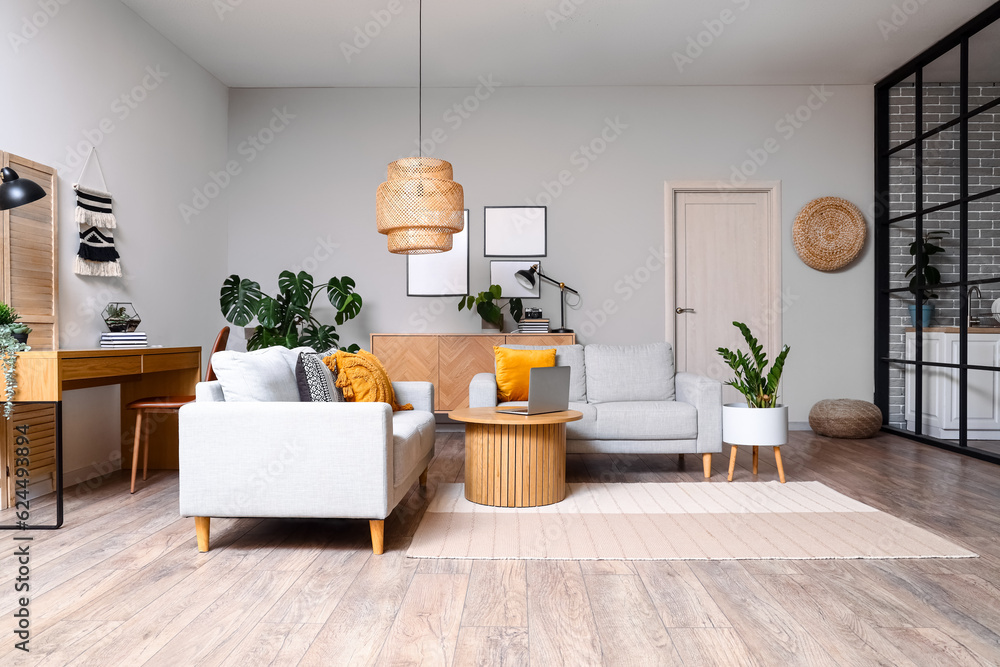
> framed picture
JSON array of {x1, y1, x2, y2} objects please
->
[
  {"x1": 406, "y1": 210, "x2": 469, "y2": 296},
  {"x1": 490, "y1": 260, "x2": 540, "y2": 299},
  {"x1": 484, "y1": 206, "x2": 546, "y2": 257}
]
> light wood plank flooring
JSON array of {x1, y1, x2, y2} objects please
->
[{"x1": 2, "y1": 430, "x2": 1000, "y2": 666}]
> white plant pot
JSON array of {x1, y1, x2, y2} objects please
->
[{"x1": 722, "y1": 403, "x2": 789, "y2": 446}]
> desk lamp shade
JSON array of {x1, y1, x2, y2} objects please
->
[
  {"x1": 515, "y1": 266, "x2": 537, "y2": 289},
  {"x1": 376, "y1": 157, "x2": 464, "y2": 254},
  {"x1": 0, "y1": 167, "x2": 45, "y2": 211}
]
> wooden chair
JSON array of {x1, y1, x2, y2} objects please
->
[{"x1": 126, "y1": 327, "x2": 230, "y2": 493}]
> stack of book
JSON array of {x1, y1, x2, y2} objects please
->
[
  {"x1": 100, "y1": 332, "x2": 148, "y2": 349},
  {"x1": 518, "y1": 318, "x2": 550, "y2": 333}
]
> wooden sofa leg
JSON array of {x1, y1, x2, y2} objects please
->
[
  {"x1": 370, "y1": 519, "x2": 385, "y2": 555},
  {"x1": 195, "y1": 517, "x2": 210, "y2": 553},
  {"x1": 702, "y1": 453, "x2": 712, "y2": 479},
  {"x1": 419, "y1": 467, "x2": 428, "y2": 487}
]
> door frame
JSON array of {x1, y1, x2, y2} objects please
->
[{"x1": 664, "y1": 180, "x2": 782, "y2": 370}]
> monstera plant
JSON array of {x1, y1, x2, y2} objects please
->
[{"x1": 220, "y1": 271, "x2": 363, "y2": 352}]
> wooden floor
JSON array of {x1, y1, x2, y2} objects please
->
[{"x1": 3, "y1": 430, "x2": 1000, "y2": 666}]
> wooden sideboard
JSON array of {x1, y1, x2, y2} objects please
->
[{"x1": 371, "y1": 333, "x2": 576, "y2": 412}]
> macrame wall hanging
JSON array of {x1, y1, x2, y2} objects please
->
[{"x1": 73, "y1": 147, "x2": 121, "y2": 277}]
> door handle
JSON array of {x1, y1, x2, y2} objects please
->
[{"x1": 675, "y1": 308, "x2": 695, "y2": 314}]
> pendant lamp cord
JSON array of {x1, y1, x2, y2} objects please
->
[{"x1": 418, "y1": 0, "x2": 422, "y2": 159}]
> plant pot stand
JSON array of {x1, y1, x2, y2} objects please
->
[{"x1": 727, "y1": 444, "x2": 785, "y2": 483}]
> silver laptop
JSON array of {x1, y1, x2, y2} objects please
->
[{"x1": 497, "y1": 366, "x2": 571, "y2": 415}]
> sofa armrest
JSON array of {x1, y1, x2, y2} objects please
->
[
  {"x1": 179, "y1": 402, "x2": 394, "y2": 519},
  {"x1": 469, "y1": 373, "x2": 498, "y2": 408},
  {"x1": 196, "y1": 381, "x2": 225, "y2": 402},
  {"x1": 676, "y1": 372, "x2": 722, "y2": 453},
  {"x1": 392, "y1": 381, "x2": 434, "y2": 413}
]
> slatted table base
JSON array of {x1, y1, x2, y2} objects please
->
[{"x1": 464, "y1": 422, "x2": 566, "y2": 507}]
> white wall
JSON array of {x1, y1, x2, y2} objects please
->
[
  {"x1": 0, "y1": 0, "x2": 229, "y2": 485},
  {"x1": 228, "y1": 84, "x2": 874, "y2": 422}
]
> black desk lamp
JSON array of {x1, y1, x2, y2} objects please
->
[
  {"x1": 515, "y1": 264, "x2": 578, "y2": 334},
  {"x1": 0, "y1": 167, "x2": 46, "y2": 211}
]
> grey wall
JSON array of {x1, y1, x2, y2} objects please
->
[
  {"x1": 0, "y1": 0, "x2": 229, "y2": 484},
  {"x1": 228, "y1": 84, "x2": 875, "y2": 422}
]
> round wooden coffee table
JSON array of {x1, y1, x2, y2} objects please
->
[{"x1": 449, "y1": 407, "x2": 583, "y2": 507}]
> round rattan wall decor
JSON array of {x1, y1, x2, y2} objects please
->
[{"x1": 793, "y1": 197, "x2": 866, "y2": 271}]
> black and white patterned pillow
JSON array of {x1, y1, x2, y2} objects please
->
[{"x1": 295, "y1": 351, "x2": 343, "y2": 402}]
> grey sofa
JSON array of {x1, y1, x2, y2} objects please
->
[
  {"x1": 178, "y1": 380, "x2": 435, "y2": 555},
  {"x1": 470, "y1": 343, "x2": 722, "y2": 477}
]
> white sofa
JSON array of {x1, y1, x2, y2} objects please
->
[
  {"x1": 178, "y1": 379, "x2": 435, "y2": 555},
  {"x1": 470, "y1": 343, "x2": 722, "y2": 477}
]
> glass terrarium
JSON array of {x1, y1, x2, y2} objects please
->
[{"x1": 103, "y1": 302, "x2": 141, "y2": 332}]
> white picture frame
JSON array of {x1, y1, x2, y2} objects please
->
[
  {"x1": 490, "y1": 260, "x2": 541, "y2": 299},
  {"x1": 406, "y1": 210, "x2": 469, "y2": 296},
  {"x1": 484, "y1": 206, "x2": 547, "y2": 257}
]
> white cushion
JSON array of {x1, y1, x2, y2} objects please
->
[
  {"x1": 585, "y1": 343, "x2": 675, "y2": 403},
  {"x1": 210, "y1": 346, "x2": 311, "y2": 402}
]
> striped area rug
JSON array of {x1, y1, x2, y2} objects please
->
[{"x1": 407, "y1": 482, "x2": 976, "y2": 561}]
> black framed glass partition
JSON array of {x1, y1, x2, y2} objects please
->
[{"x1": 875, "y1": 3, "x2": 1000, "y2": 463}]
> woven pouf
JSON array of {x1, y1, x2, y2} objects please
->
[{"x1": 809, "y1": 399, "x2": 883, "y2": 439}]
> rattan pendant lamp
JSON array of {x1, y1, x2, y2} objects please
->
[{"x1": 376, "y1": 0, "x2": 464, "y2": 254}]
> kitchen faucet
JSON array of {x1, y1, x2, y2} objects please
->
[{"x1": 969, "y1": 285, "x2": 982, "y2": 328}]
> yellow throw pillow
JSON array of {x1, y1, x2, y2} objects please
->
[
  {"x1": 494, "y1": 346, "x2": 556, "y2": 402},
  {"x1": 326, "y1": 350, "x2": 413, "y2": 411}
]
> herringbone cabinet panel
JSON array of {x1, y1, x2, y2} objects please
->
[
  {"x1": 439, "y1": 336, "x2": 504, "y2": 410},
  {"x1": 370, "y1": 333, "x2": 576, "y2": 412},
  {"x1": 370, "y1": 335, "x2": 439, "y2": 408}
]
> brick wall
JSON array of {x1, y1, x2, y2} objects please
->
[{"x1": 887, "y1": 84, "x2": 1000, "y2": 428}]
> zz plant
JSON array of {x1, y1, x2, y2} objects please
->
[
  {"x1": 458, "y1": 285, "x2": 523, "y2": 327},
  {"x1": 716, "y1": 321, "x2": 790, "y2": 409},
  {"x1": 220, "y1": 271, "x2": 363, "y2": 352},
  {"x1": 0, "y1": 301, "x2": 30, "y2": 419}
]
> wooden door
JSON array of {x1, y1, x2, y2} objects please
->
[
  {"x1": 667, "y1": 184, "x2": 781, "y2": 404},
  {"x1": 439, "y1": 335, "x2": 504, "y2": 410}
]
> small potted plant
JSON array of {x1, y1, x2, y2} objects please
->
[
  {"x1": 717, "y1": 322, "x2": 791, "y2": 448},
  {"x1": 458, "y1": 285, "x2": 524, "y2": 332},
  {"x1": 0, "y1": 301, "x2": 31, "y2": 419},
  {"x1": 905, "y1": 230, "x2": 946, "y2": 328},
  {"x1": 103, "y1": 302, "x2": 142, "y2": 332}
]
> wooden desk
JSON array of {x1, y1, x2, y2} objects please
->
[{"x1": 2, "y1": 346, "x2": 201, "y2": 528}]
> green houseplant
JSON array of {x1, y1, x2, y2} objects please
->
[
  {"x1": 905, "y1": 230, "x2": 947, "y2": 328},
  {"x1": 716, "y1": 321, "x2": 791, "y2": 452},
  {"x1": 458, "y1": 285, "x2": 524, "y2": 331},
  {"x1": 716, "y1": 321, "x2": 790, "y2": 409},
  {"x1": 220, "y1": 271, "x2": 363, "y2": 352},
  {"x1": 0, "y1": 301, "x2": 31, "y2": 419}
]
